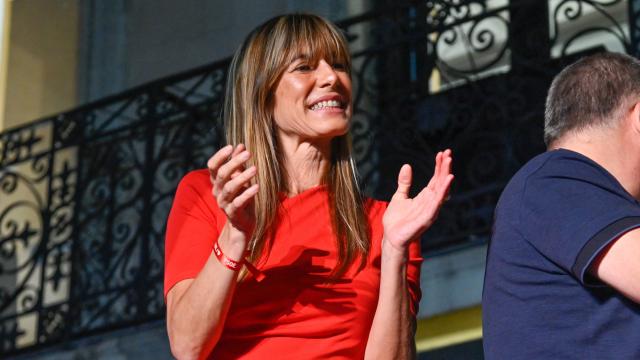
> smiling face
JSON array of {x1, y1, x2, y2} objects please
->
[
  {"x1": 224, "y1": 14, "x2": 354, "y2": 174},
  {"x1": 272, "y1": 55, "x2": 352, "y2": 143}
]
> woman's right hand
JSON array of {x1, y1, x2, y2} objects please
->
[{"x1": 207, "y1": 144, "x2": 259, "y2": 239}]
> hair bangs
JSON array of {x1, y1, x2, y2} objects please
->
[{"x1": 281, "y1": 15, "x2": 351, "y2": 74}]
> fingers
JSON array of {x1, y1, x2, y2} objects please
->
[
  {"x1": 426, "y1": 151, "x2": 443, "y2": 191},
  {"x1": 439, "y1": 149, "x2": 453, "y2": 192},
  {"x1": 434, "y1": 151, "x2": 442, "y2": 180},
  {"x1": 208, "y1": 144, "x2": 257, "y2": 207},
  {"x1": 231, "y1": 144, "x2": 245, "y2": 157},
  {"x1": 229, "y1": 184, "x2": 259, "y2": 214},
  {"x1": 441, "y1": 174, "x2": 455, "y2": 201},
  {"x1": 229, "y1": 144, "x2": 246, "y2": 180},
  {"x1": 419, "y1": 149, "x2": 454, "y2": 203},
  {"x1": 207, "y1": 144, "x2": 234, "y2": 182},
  {"x1": 206, "y1": 145, "x2": 259, "y2": 233},
  {"x1": 393, "y1": 164, "x2": 413, "y2": 200},
  {"x1": 427, "y1": 149, "x2": 453, "y2": 189},
  {"x1": 215, "y1": 149, "x2": 250, "y2": 186},
  {"x1": 442, "y1": 149, "x2": 452, "y2": 172},
  {"x1": 219, "y1": 165, "x2": 257, "y2": 201},
  {"x1": 208, "y1": 144, "x2": 247, "y2": 181}
]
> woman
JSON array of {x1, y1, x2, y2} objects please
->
[{"x1": 164, "y1": 14, "x2": 453, "y2": 360}]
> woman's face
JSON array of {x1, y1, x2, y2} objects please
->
[{"x1": 272, "y1": 55, "x2": 352, "y2": 143}]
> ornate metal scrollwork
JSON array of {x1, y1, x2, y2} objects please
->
[
  {"x1": 1, "y1": 1, "x2": 639, "y2": 355},
  {"x1": 631, "y1": 0, "x2": 640, "y2": 56},
  {"x1": 549, "y1": 0, "x2": 630, "y2": 56},
  {"x1": 427, "y1": 1, "x2": 511, "y2": 82}
]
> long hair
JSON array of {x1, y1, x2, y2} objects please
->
[{"x1": 223, "y1": 14, "x2": 369, "y2": 277}]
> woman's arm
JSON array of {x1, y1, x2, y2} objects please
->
[
  {"x1": 365, "y1": 240, "x2": 416, "y2": 359},
  {"x1": 166, "y1": 144, "x2": 258, "y2": 360},
  {"x1": 365, "y1": 150, "x2": 453, "y2": 360},
  {"x1": 166, "y1": 225, "x2": 247, "y2": 360}
]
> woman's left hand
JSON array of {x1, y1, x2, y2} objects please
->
[{"x1": 382, "y1": 149, "x2": 454, "y2": 253}]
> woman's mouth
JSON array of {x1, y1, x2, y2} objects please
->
[{"x1": 309, "y1": 99, "x2": 345, "y2": 111}]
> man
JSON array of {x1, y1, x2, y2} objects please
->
[{"x1": 483, "y1": 52, "x2": 640, "y2": 359}]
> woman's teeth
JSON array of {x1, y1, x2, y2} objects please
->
[{"x1": 310, "y1": 100, "x2": 342, "y2": 110}]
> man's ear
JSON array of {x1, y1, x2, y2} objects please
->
[{"x1": 630, "y1": 101, "x2": 640, "y2": 134}]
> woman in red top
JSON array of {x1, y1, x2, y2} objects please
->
[{"x1": 164, "y1": 14, "x2": 453, "y2": 360}]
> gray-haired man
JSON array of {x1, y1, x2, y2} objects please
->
[{"x1": 483, "y1": 52, "x2": 640, "y2": 359}]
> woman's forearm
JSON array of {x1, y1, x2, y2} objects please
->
[
  {"x1": 166, "y1": 224, "x2": 247, "y2": 360},
  {"x1": 365, "y1": 239, "x2": 416, "y2": 360}
]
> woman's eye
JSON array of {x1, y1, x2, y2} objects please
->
[{"x1": 294, "y1": 64, "x2": 312, "y2": 72}]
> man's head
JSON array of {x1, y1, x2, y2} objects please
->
[{"x1": 544, "y1": 52, "x2": 640, "y2": 147}]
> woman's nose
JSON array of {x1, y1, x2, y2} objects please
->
[{"x1": 316, "y1": 60, "x2": 338, "y2": 87}]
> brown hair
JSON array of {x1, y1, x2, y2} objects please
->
[
  {"x1": 223, "y1": 14, "x2": 369, "y2": 277},
  {"x1": 544, "y1": 52, "x2": 640, "y2": 146}
]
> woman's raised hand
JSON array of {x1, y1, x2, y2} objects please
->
[
  {"x1": 207, "y1": 144, "x2": 259, "y2": 237},
  {"x1": 382, "y1": 149, "x2": 454, "y2": 253}
]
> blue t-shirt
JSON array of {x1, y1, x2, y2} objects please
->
[{"x1": 483, "y1": 149, "x2": 640, "y2": 359}]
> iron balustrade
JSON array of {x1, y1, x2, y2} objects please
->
[{"x1": 0, "y1": 0, "x2": 638, "y2": 355}]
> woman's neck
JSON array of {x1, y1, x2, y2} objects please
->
[{"x1": 278, "y1": 135, "x2": 331, "y2": 196}]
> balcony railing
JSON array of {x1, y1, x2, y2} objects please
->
[{"x1": 1, "y1": 0, "x2": 638, "y2": 355}]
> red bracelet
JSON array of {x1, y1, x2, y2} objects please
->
[
  {"x1": 213, "y1": 240, "x2": 265, "y2": 281},
  {"x1": 213, "y1": 240, "x2": 241, "y2": 270}
]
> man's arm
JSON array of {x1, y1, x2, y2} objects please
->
[{"x1": 592, "y1": 228, "x2": 640, "y2": 303}]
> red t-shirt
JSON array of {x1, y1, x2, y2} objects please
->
[{"x1": 164, "y1": 170, "x2": 422, "y2": 359}]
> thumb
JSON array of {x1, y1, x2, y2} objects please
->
[{"x1": 393, "y1": 164, "x2": 412, "y2": 199}]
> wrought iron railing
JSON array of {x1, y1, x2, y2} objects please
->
[{"x1": 0, "y1": 0, "x2": 638, "y2": 355}]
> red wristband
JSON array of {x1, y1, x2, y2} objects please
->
[
  {"x1": 213, "y1": 240, "x2": 241, "y2": 270},
  {"x1": 213, "y1": 240, "x2": 265, "y2": 282}
]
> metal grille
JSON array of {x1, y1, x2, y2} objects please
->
[{"x1": 0, "y1": 0, "x2": 636, "y2": 354}]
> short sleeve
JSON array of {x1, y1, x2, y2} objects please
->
[
  {"x1": 519, "y1": 153, "x2": 640, "y2": 285},
  {"x1": 407, "y1": 239, "x2": 423, "y2": 316},
  {"x1": 164, "y1": 170, "x2": 224, "y2": 299}
]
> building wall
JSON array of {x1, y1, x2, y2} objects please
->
[
  {"x1": 0, "y1": 0, "x2": 371, "y2": 130},
  {"x1": 10, "y1": 321, "x2": 172, "y2": 360},
  {"x1": 79, "y1": 0, "x2": 370, "y2": 103},
  {"x1": 1, "y1": 0, "x2": 79, "y2": 131}
]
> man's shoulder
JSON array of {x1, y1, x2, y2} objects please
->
[
  {"x1": 495, "y1": 151, "x2": 555, "y2": 214},
  {"x1": 501, "y1": 149, "x2": 620, "y2": 203},
  {"x1": 494, "y1": 149, "x2": 620, "y2": 235}
]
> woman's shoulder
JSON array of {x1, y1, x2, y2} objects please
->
[
  {"x1": 178, "y1": 168, "x2": 211, "y2": 188},
  {"x1": 174, "y1": 169, "x2": 213, "y2": 196},
  {"x1": 172, "y1": 169, "x2": 219, "y2": 211}
]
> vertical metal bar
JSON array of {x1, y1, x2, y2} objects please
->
[
  {"x1": 67, "y1": 113, "x2": 85, "y2": 340},
  {"x1": 412, "y1": 0, "x2": 430, "y2": 98},
  {"x1": 137, "y1": 90, "x2": 158, "y2": 319},
  {"x1": 509, "y1": 0, "x2": 551, "y2": 72},
  {"x1": 36, "y1": 119, "x2": 56, "y2": 345},
  {"x1": 629, "y1": 0, "x2": 640, "y2": 57}
]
